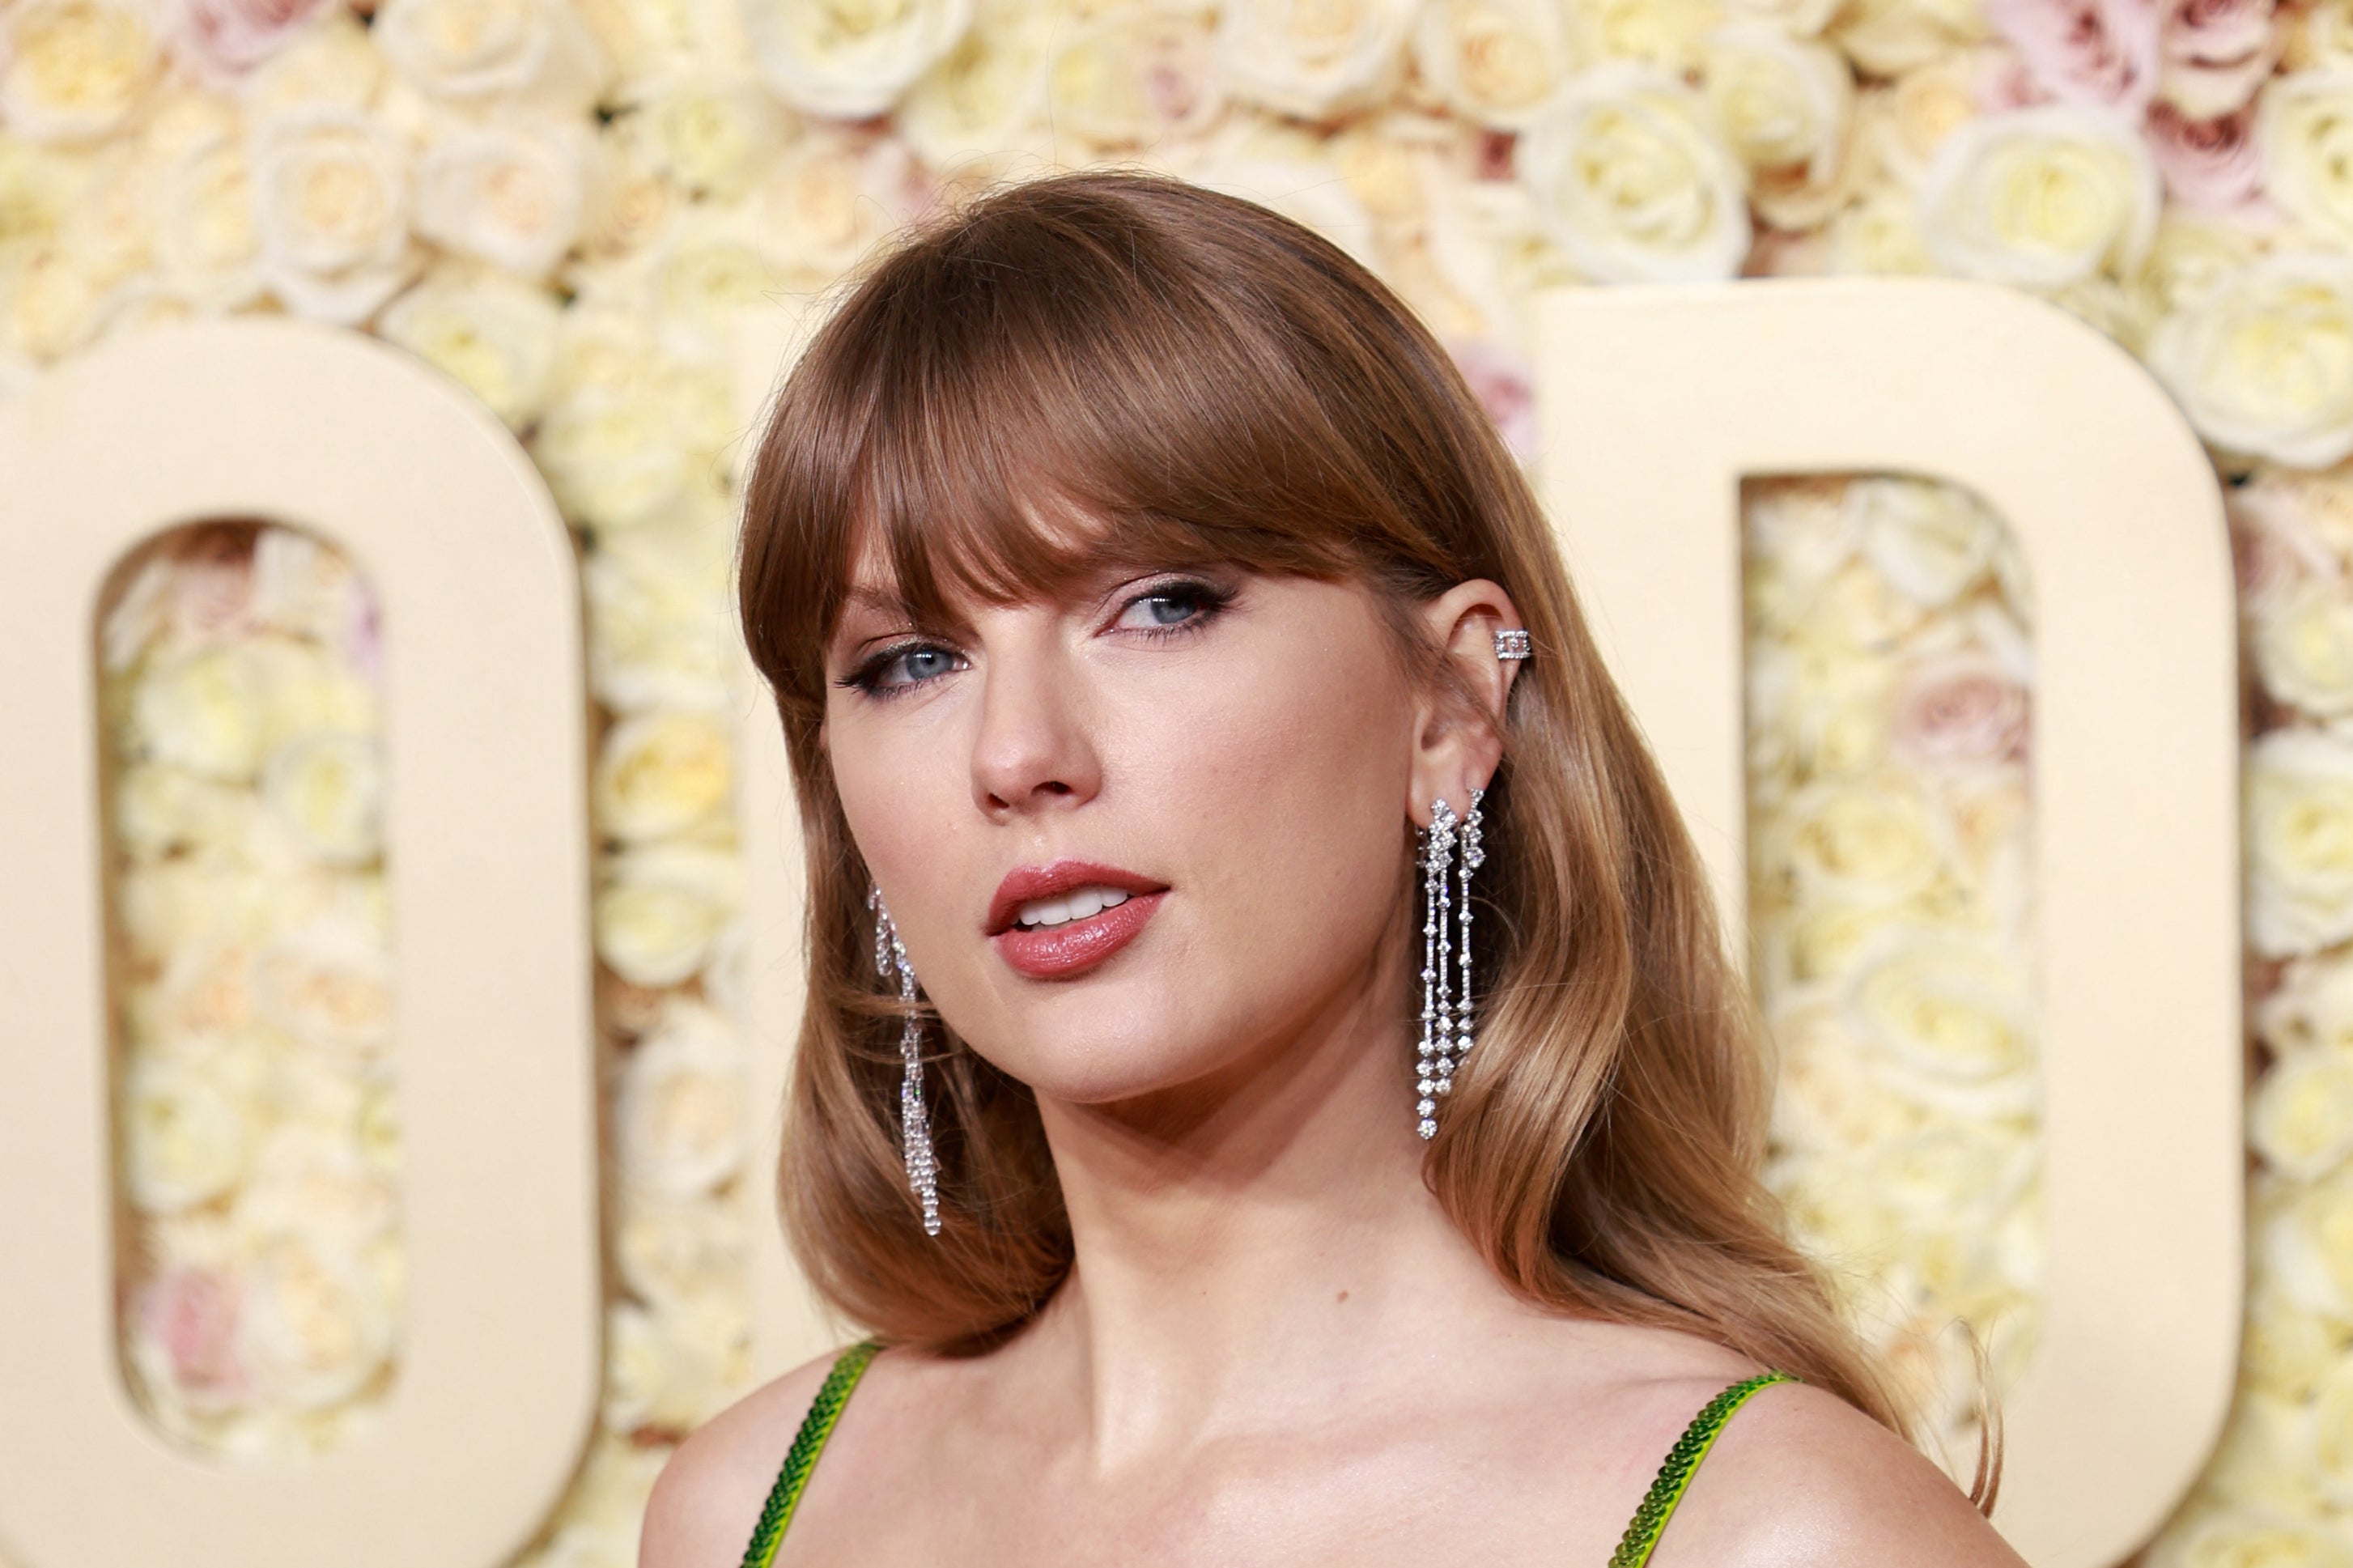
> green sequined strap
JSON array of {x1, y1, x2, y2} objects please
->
[
  {"x1": 738, "y1": 1339, "x2": 881, "y2": 1568},
  {"x1": 1608, "y1": 1370, "x2": 1799, "y2": 1568}
]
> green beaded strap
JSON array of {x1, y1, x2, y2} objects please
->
[
  {"x1": 738, "y1": 1339, "x2": 881, "y2": 1568},
  {"x1": 1608, "y1": 1370, "x2": 1799, "y2": 1568}
]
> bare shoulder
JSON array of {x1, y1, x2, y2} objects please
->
[
  {"x1": 1654, "y1": 1376, "x2": 2032, "y2": 1566},
  {"x1": 637, "y1": 1346, "x2": 851, "y2": 1568}
]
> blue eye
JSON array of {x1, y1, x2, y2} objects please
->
[
  {"x1": 845, "y1": 642, "x2": 966, "y2": 697},
  {"x1": 1115, "y1": 580, "x2": 1232, "y2": 633}
]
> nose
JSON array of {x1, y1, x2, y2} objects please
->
[{"x1": 969, "y1": 628, "x2": 1102, "y2": 818}]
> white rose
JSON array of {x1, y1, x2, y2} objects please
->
[
  {"x1": 1765, "y1": 998, "x2": 1926, "y2": 1154},
  {"x1": 133, "y1": 643, "x2": 270, "y2": 781},
  {"x1": 2262, "y1": 71, "x2": 2353, "y2": 244},
  {"x1": 744, "y1": 0, "x2": 972, "y2": 120},
  {"x1": 2253, "y1": 1047, "x2": 2353, "y2": 1179},
  {"x1": 378, "y1": 270, "x2": 563, "y2": 429},
  {"x1": 583, "y1": 521, "x2": 737, "y2": 711},
  {"x1": 1517, "y1": 65, "x2": 1751, "y2": 285},
  {"x1": 1699, "y1": 23, "x2": 1854, "y2": 229},
  {"x1": 124, "y1": 1054, "x2": 253, "y2": 1213},
  {"x1": 619, "y1": 71, "x2": 788, "y2": 200},
  {"x1": 2175, "y1": 1396, "x2": 2334, "y2": 1523},
  {"x1": 253, "y1": 914, "x2": 395, "y2": 1056},
  {"x1": 1829, "y1": 0, "x2": 1990, "y2": 77},
  {"x1": 248, "y1": 104, "x2": 420, "y2": 325},
  {"x1": 1917, "y1": 104, "x2": 2160, "y2": 289},
  {"x1": 374, "y1": 0, "x2": 613, "y2": 114},
  {"x1": 0, "y1": 0, "x2": 161, "y2": 142},
  {"x1": 259, "y1": 731, "x2": 383, "y2": 865},
  {"x1": 1867, "y1": 1121, "x2": 2036, "y2": 1224},
  {"x1": 1043, "y1": 10, "x2": 1224, "y2": 152},
  {"x1": 595, "y1": 709, "x2": 733, "y2": 842},
  {"x1": 596, "y1": 841, "x2": 741, "y2": 986},
  {"x1": 1412, "y1": 0, "x2": 1573, "y2": 130},
  {"x1": 1724, "y1": 0, "x2": 1842, "y2": 36},
  {"x1": 750, "y1": 129, "x2": 927, "y2": 281},
  {"x1": 2249, "y1": 728, "x2": 2353, "y2": 956},
  {"x1": 1850, "y1": 475, "x2": 2003, "y2": 608},
  {"x1": 1844, "y1": 934, "x2": 2037, "y2": 1098},
  {"x1": 1774, "y1": 777, "x2": 1945, "y2": 903},
  {"x1": 615, "y1": 1191, "x2": 744, "y2": 1313},
  {"x1": 1828, "y1": 186, "x2": 1937, "y2": 274},
  {"x1": 154, "y1": 130, "x2": 265, "y2": 310},
  {"x1": 602, "y1": 1298, "x2": 741, "y2": 1433},
  {"x1": 2242, "y1": 1283, "x2": 2351, "y2": 1400},
  {"x1": 2257, "y1": 577, "x2": 2353, "y2": 717},
  {"x1": 1853, "y1": 55, "x2": 1980, "y2": 189},
  {"x1": 2134, "y1": 211, "x2": 2264, "y2": 320},
  {"x1": 648, "y1": 218, "x2": 788, "y2": 351},
  {"x1": 894, "y1": 1, "x2": 1054, "y2": 170},
  {"x1": 116, "y1": 763, "x2": 255, "y2": 862},
  {"x1": 235, "y1": 1121, "x2": 400, "y2": 1249},
  {"x1": 2313, "y1": 1352, "x2": 2353, "y2": 1506},
  {"x1": 618, "y1": 996, "x2": 745, "y2": 1197},
  {"x1": 1221, "y1": 0, "x2": 1415, "y2": 121},
  {"x1": 532, "y1": 382, "x2": 707, "y2": 531},
  {"x1": 1565, "y1": 0, "x2": 1723, "y2": 73},
  {"x1": 2150, "y1": 253, "x2": 2353, "y2": 468},
  {"x1": 240, "y1": 8, "x2": 384, "y2": 115},
  {"x1": 413, "y1": 116, "x2": 591, "y2": 277},
  {"x1": 234, "y1": 1232, "x2": 397, "y2": 1410},
  {"x1": 2266, "y1": 1167, "x2": 2353, "y2": 1316}
]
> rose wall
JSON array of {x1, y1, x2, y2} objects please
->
[{"x1": 5, "y1": 0, "x2": 2351, "y2": 1560}]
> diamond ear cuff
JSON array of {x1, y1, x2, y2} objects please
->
[{"x1": 1494, "y1": 627, "x2": 1531, "y2": 661}]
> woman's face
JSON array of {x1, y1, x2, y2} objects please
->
[{"x1": 822, "y1": 552, "x2": 1427, "y2": 1110}]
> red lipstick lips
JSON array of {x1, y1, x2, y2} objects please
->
[{"x1": 987, "y1": 859, "x2": 1168, "y2": 979}]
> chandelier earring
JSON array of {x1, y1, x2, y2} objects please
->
[
  {"x1": 868, "y1": 886, "x2": 941, "y2": 1237},
  {"x1": 1415, "y1": 788, "x2": 1485, "y2": 1140}
]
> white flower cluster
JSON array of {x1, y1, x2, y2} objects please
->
[
  {"x1": 17, "y1": 0, "x2": 2353, "y2": 1553},
  {"x1": 1743, "y1": 474, "x2": 2041, "y2": 1477}
]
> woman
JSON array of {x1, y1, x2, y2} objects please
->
[{"x1": 643, "y1": 170, "x2": 2026, "y2": 1566}]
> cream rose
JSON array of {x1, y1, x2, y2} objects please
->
[
  {"x1": 155, "y1": 131, "x2": 265, "y2": 310},
  {"x1": 2249, "y1": 729, "x2": 2353, "y2": 956},
  {"x1": 234, "y1": 1232, "x2": 397, "y2": 1410},
  {"x1": 583, "y1": 523, "x2": 736, "y2": 711},
  {"x1": 533, "y1": 383, "x2": 698, "y2": 531},
  {"x1": 253, "y1": 915, "x2": 395, "y2": 1056},
  {"x1": 2256, "y1": 578, "x2": 2353, "y2": 716},
  {"x1": 1565, "y1": 0, "x2": 1722, "y2": 74},
  {"x1": 258, "y1": 730, "x2": 383, "y2": 865},
  {"x1": 1, "y1": 0, "x2": 161, "y2": 142},
  {"x1": 377, "y1": 270, "x2": 563, "y2": 430},
  {"x1": 1044, "y1": 11, "x2": 1223, "y2": 152},
  {"x1": 2253, "y1": 1047, "x2": 2353, "y2": 1179},
  {"x1": 414, "y1": 116, "x2": 591, "y2": 277},
  {"x1": 2260, "y1": 950, "x2": 2353, "y2": 1055},
  {"x1": 115, "y1": 763, "x2": 256, "y2": 862},
  {"x1": 615, "y1": 1192, "x2": 743, "y2": 1314},
  {"x1": 1830, "y1": 0, "x2": 1990, "y2": 76},
  {"x1": 2266, "y1": 1166, "x2": 2353, "y2": 1316},
  {"x1": 240, "y1": 8, "x2": 384, "y2": 115},
  {"x1": 1221, "y1": 0, "x2": 1415, "y2": 121},
  {"x1": 618, "y1": 997, "x2": 745, "y2": 1198},
  {"x1": 2311, "y1": 1352, "x2": 2353, "y2": 1506},
  {"x1": 1699, "y1": 23, "x2": 1854, "y2": 229},
  {"x1": 374, "y1": 0, "x2": 613, "y2": 114},
  {"x1": 2135, "y1": 213, "x2": 2263, "y2": 323},
  {"x1": 2262, "y1": 70, "x2": 2353, "y2": 242},
  {"x1": 1765, "y1": 999, "x2": 1927, "y2": 1154},
  {"x1": 134, "y1": 643, "x2": 270, "y2": 781},
  {"x1": 164, "y1": 0, "x2": 333, "y2": 85},
  {"x1": 1916, "y1": 104, "x2": 2160, "y2": 289},
  {"x1": 596, "y1": 841, "x2": 741, "y2": 986},
  {"x1": 124, "y1": 1055, "x2": 253, "y2": 1213},
  {"x1": 1774, "y1": 776, "x2": 1946, "y2": 902},
  {"x1": 1844, "y1": 935, "x2": 2036, "y2": 1100},
  {"x1": 2149, "y1": 253, "x2": 2353, "y2": 467},
  {"x1": 2242, "y1": 1284, "x2": 2351, "y2": 1399},
  {"x1": 744, "y1": 0, "x2": 972, "y2": 120},
  {"x1": 248, "y1": 104, "x2": 420, "y2": 325},
  {"x1": 1850, "y1": 476, "x2": 2003, "y2": 607},
  {"x1": 894, "y1": 2, "x2": 1053, "y2": 172},
  {"x1": 1517, "y1": 65, "x2": 1751, "y2": 285},
  {"x1": 621, "y1": 71, "x2": 789, "y2": 200},
  {"x1": 2177, "y1": 1395, "x2": 2334, "y2": 1523},
  {"x1": 594, "y1": 709, "x2": 733, "y2": 842},
  {"x1": 1411, "y1": 0, "x2": 1572, "y2": 130},
  {"x1": 236, "y1": 1122, "x2": 400, "y2": 1247}
]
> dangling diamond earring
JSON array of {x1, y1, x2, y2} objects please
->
[
  {"x1": 1415, "y1": 788, "x2": 1485, "y2": 1140},
  {"x1": 868, "y1": 886, "x2": 941, "y2": 1236}
]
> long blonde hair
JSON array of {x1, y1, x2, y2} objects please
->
[{"x1": 735, "y1": 168, "x2": 1997, "y2": 1510}]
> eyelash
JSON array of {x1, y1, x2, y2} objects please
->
[{"x1": 838, "y1": 576, "x2": 1236, "y2": 700}]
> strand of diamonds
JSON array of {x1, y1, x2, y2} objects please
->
[
  {"x1": 871, "y1": 890, "x2": 941, "y2": 1236},
  {"x1": 1453, "y1": 788, "x2": 1484, "y2": 1087},
  {"x1": 1417, "y1": 800, "x2": 1458, "y2": 1139}
]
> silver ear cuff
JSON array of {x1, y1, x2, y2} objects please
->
[
  {"x1": 1415, "y1": 787, "x2": 1484, "y2": 1138},
  {"x1": 868, "y1": 886, "x2": 941, "y2": 1236},
  {"x1": 1494, "y1": 628, "x2": 1531, "y2": 661}
]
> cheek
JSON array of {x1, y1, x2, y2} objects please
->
[{"x1": 824, "y1": 702, "x2": 966, "y2": 899}]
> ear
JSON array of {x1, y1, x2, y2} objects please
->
[{"x1": 1408, "y1": 578, "x2": 1524, "y2": 828}]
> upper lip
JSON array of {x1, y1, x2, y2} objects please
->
[{"x1": 986, "y1": 859, "x2": 1168, "y2": 935}]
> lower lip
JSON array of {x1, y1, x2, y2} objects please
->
[{"x1": 993, "y1": 891, "x2": 1166, "y2": 979}]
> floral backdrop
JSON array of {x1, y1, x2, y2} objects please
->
[{"x1": 8, "y1": 0, "x2": 2353, "y2": 1557}]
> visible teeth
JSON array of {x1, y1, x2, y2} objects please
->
[{"x1": 1016, "y1": 886, "x2": 1132, "y2": 928}]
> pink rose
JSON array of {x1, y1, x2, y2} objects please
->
[
  {"x1": 165, "y1": 0, "x2": 336, "y2": 82},
  {"x1": 1891, "y1": 652, "x2": 2031, "y2": 767},
  {"x1": 1448, "y1": 338, "x2": 1539, "y2": 464},
  {"x1": 2231, "y1": 474, "x2": 2347, "y2": 618},
  {"x1": 2146, "y1": 100, "x2": 2265, "y2": 210},
  {"x1": 2159, "y1": 0, "x2": 2280, "y2": 118},
  {"x1": 1985, "y1": 0, "x2": 2164, "y2": 115},
  {"x1": 134, "y1": 1265, "x2": 248, "y2": 1409}
]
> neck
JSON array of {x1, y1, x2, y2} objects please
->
[{"x1": 1021, "y1": 946, "x2": 1516, "y2": 1471}]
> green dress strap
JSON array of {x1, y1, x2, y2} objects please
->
[
  {"x1": 738, "y1": 1338, "x2": 881, "y2": 1568},
  {"x1": 1608, "y1": 1370, "x2": 1799, "y2": 1568}
]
